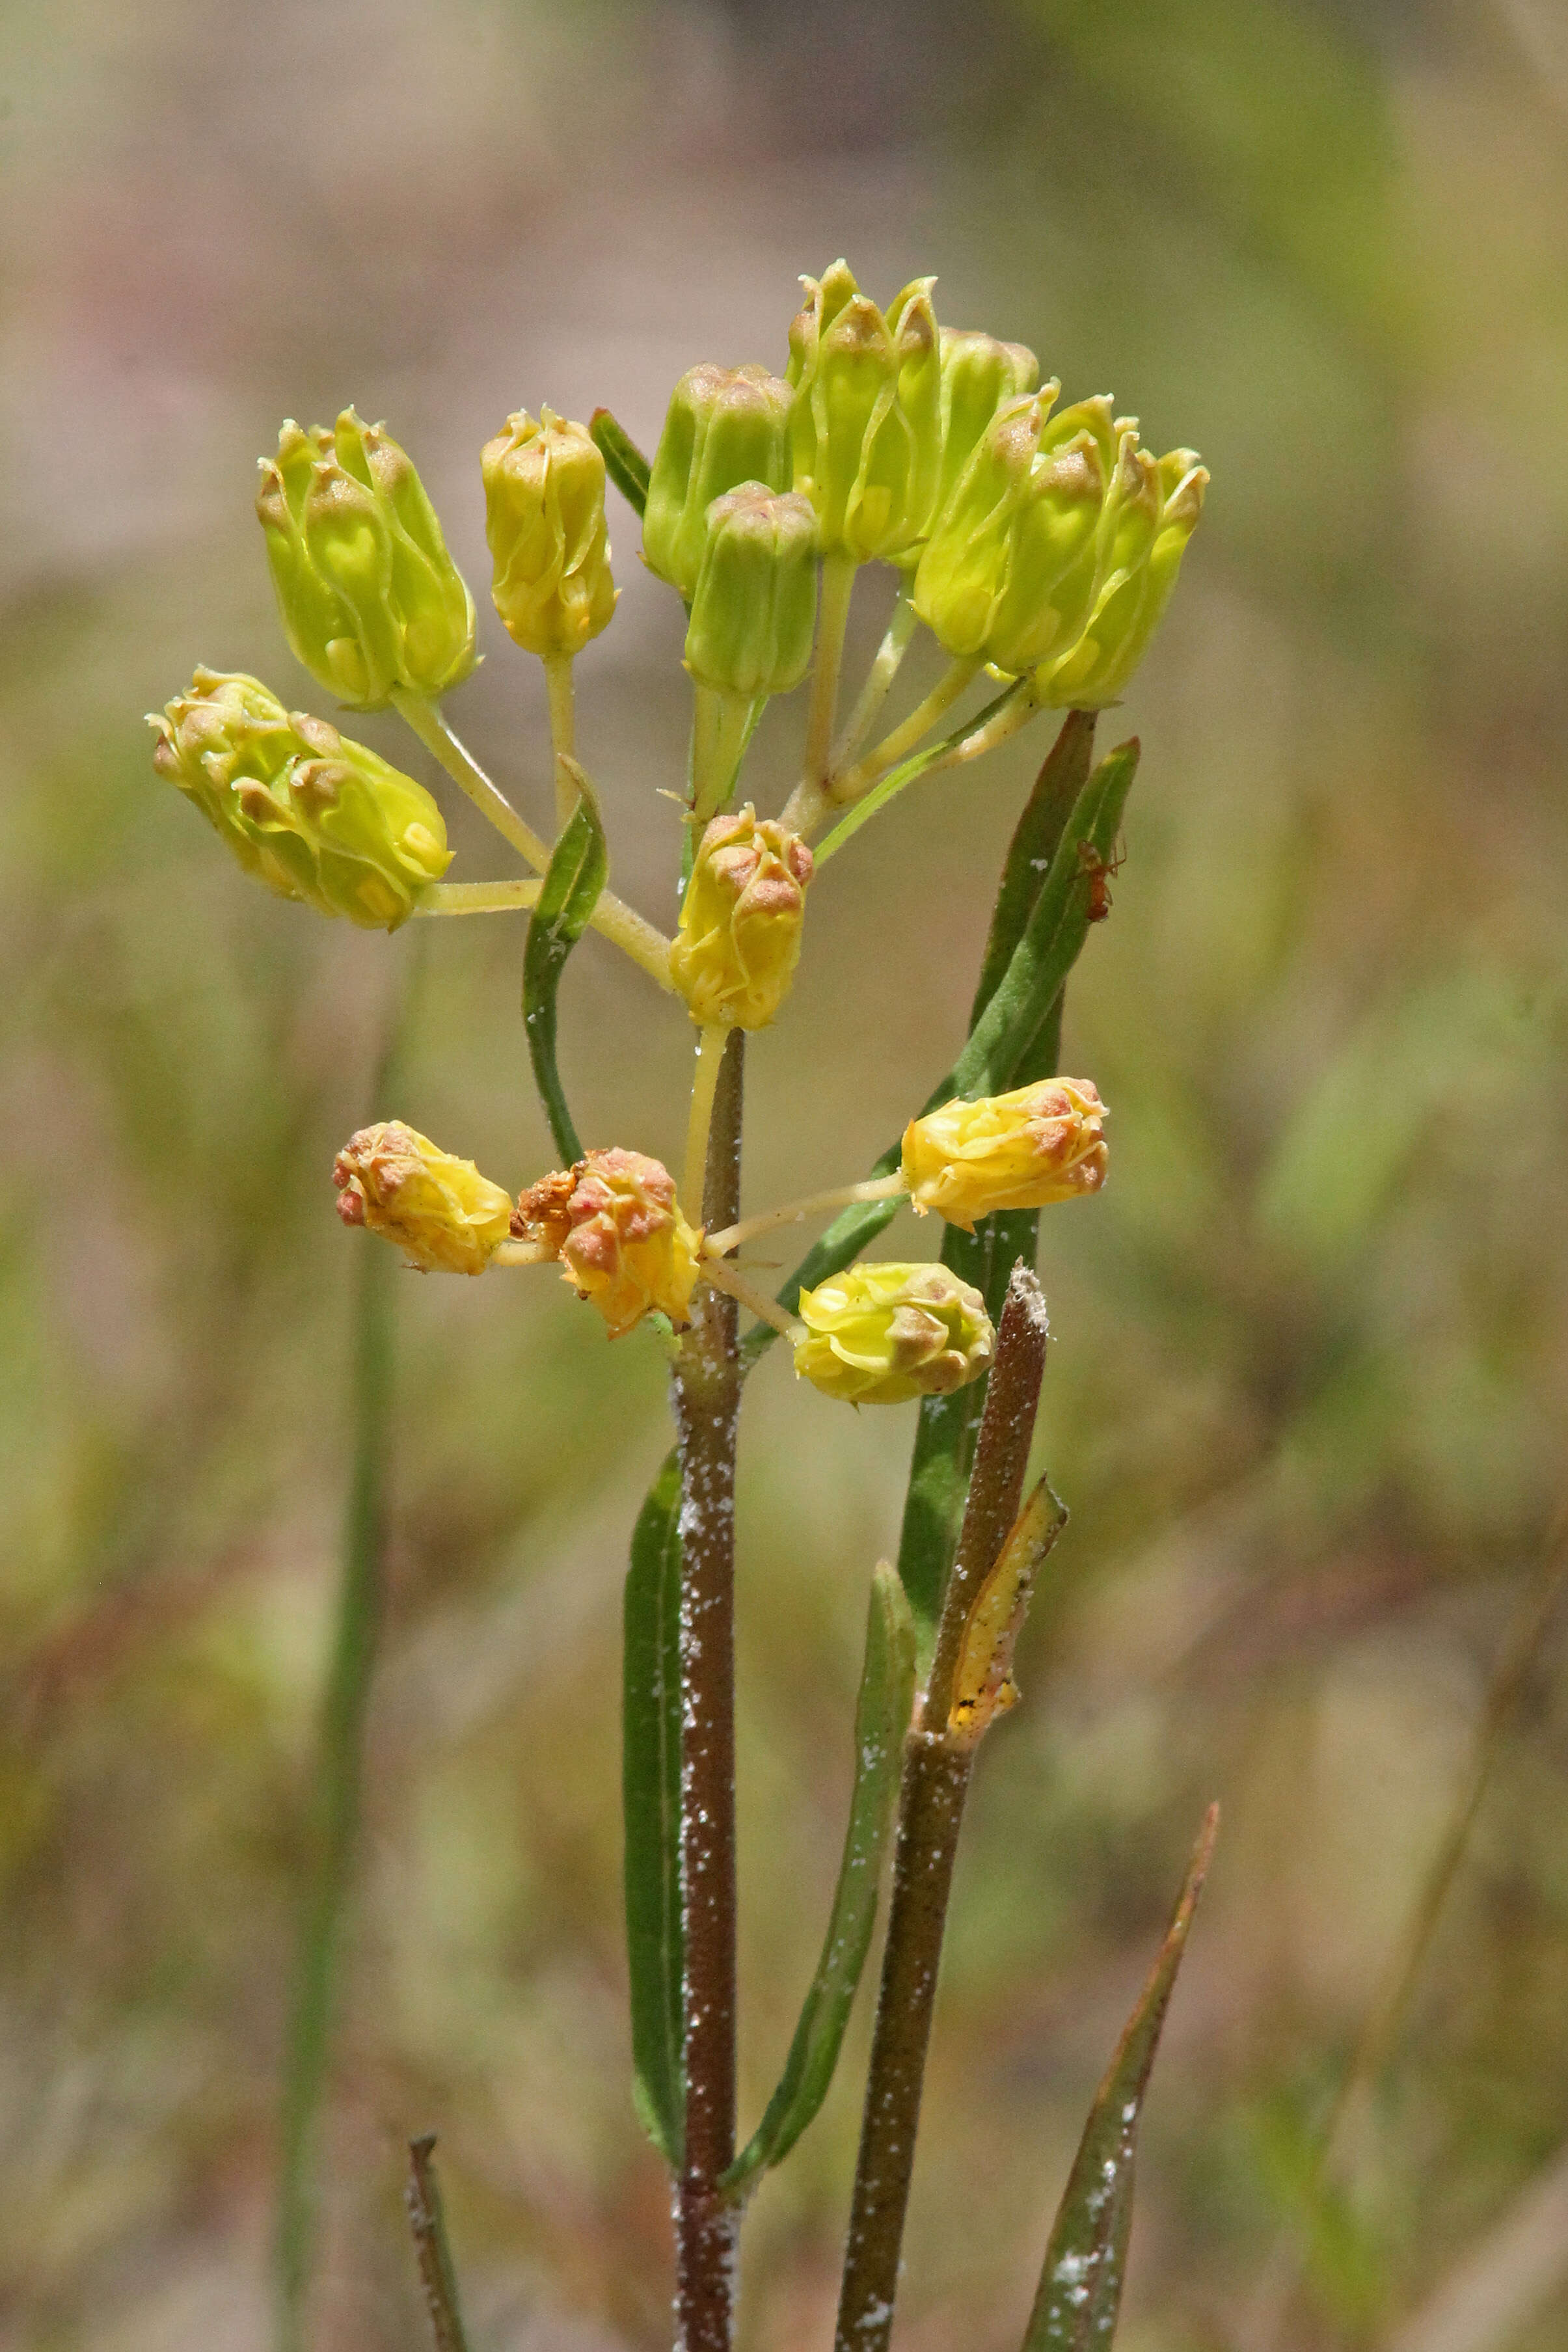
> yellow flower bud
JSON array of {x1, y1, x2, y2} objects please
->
[
  {"x1": 515, "y1": 1149, "x2": 701, "y2": 1338},
  {"x1": 148, "y1": 668, "x2": 451, "y2": 929},
  {"x1": 643, "y1": 364, "x2": 794, "y2": 600},
  {"x1": 332, "y1": 1122, "x2": 513, "y2": 1274},
  {"x1": 787, "y1": 261, "x2": 943, "y2": 564},
  {"x1": 256, "y1": 409, "x2": 476, "y2": 710},
  {"x1": 793, "y1": 1262, "x2": 994, "y2": 1405},
  {"x1": 934, "y1": 326, "x2": 1040, "y2": 523},
  {"x1": 902, "y1": 1079, "x2": 1108, "y2": 1230},
  {"x1": 481, "y1": 407, "x2": 618, "y2": 659},
  {"x1": 669, "y1": 805, "x2": 814, "y2": 1030},
  {"x1": 1036, "y1": 442, "x2": 1208, "y2": 708}
]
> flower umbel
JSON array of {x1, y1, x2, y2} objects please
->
[
  {"x1": 481, "y1": 407, "x2": 618, "y2": 660},
  {"x1": 255, "y1": 408, "x2": 477, "y2": 709},
  {"x1": 787, "y1": 260, "x2": 943, "y2": 565},
  {"x1": 148, "y1": 668, "x2": 451, "y2": 928},
  {"x1": 669, "y1": 806, "x2": 814, "y2": 1029},
  {"x1": 902, "y1": 1079, "x2": 1109, "y2": 1231},
  {"x1": 643, "y1": 364, "x2": 794, "y2": 601},
  {"x1": 332, "y1": 1122, "x2": 514, "y2": 1273},
  {"x1": 516, "y1": 1148, "x2": 702, "y2": 1337},
  {"x1": 794, "y1": 1262, "x2": 995, "y2": 1405}
]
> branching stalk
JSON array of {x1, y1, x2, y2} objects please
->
[
  {"x1": 416, "y1": 879, "x2": 543, "y2": 915},
  {"x1": 705, "y1": 1174, "x2": 907, "y2": 1258},
  {"x1": 698, "y1": 1251, "x2": 800, "y2": 1340},
  {"x1": 392, "y1": 690, "x2": 675, "y2": 988},
  {"x1": 670, "y1": 1033, "x2": 746, "y2": 2352},
  {"x1": 834, "y1": 1265, "x2": 1049, "y2": 2352},
  {"x1": 834, "y1": 584, "x2": 919, "y2": 768},
  {"x1": 802, "y1": 552, "x2": 857, "y2": 796},
  {"x1": 832, "y1": 655, "x2": 980, "y2": 802}
]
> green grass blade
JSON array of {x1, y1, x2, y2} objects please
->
[
  {"x1": 522, "y1": 779, "x2": 608, "y2": 1165},
  {"x1": 722, "y1": 1563, "x2": 915, "y2": 2194},
  {"x1": 590, "y1": 407, "x2": 651, "y2": 519},
  {"x1": 622, "y1": 1452, "x2": 685, "y2": 2167},
  {"x1": 1021, "y1": 1807, "x2": 1218, "y2": 2351}
]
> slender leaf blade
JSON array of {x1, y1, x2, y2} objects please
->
[
  {"x1": 723, "y1": 1563, "x2": 916, "y2": 2193},
  {"x1": 590, "y1": 407, "x2": 651, "y2": 519},
  {"x1": 622, "y1": 1452, "x2": 685, "y2": 2167},
  {"x1": 1022, "y1": 1805, "x2": 1219, "y2": 2351},
  {"x1": 970, "y1": 710, "x2": 1098, "y2": 1025},
  {"x1": 522, "y1": 777, "x2": 608, "y2": 1165}
]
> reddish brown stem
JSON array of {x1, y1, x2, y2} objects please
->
[{"x1": 670, "y1": 1032, "x2": 744, "y2": 2352}]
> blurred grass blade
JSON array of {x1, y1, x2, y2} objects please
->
[
  {"x1": 1022, "y1": 1805, "x2": 1218, "y2": 2352},
  {"x1": 405, "y1": 2135, "x2": 471, "y2": 2352},
  {"x1": 276, "y1": 943, "x2": 422, "y2": 2352},
  {"x1": 723, "y1": 1563, "x2": 916, "y2": 2194},
  {"x1": 522, "y1": 769, "x2": 608, "y2": 1165},
  {"x1": 623, "y1": 1452, "x2": 685, "y2": 2167},
  {"x1": 591, "y1": 407, "x2": 651, "y2": 518}
]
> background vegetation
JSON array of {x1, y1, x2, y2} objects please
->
[{"x1": 3, "y1": 2, "x2": 1568, "y2": 2346}]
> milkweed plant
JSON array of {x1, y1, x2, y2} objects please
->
[{"x1": 149, "y1": 257, "x2": 1217, "y2": 2352}]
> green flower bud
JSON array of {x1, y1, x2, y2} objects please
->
[
  {"x1": 787, "y1": 260, "x2": 943, "y2": 563},
  {"x1": 148, "y1": 667, "x2": 451, "y2": 930},
  {"x1": 934, "y1": 327, "x2": 1040, "y2": 523},
  {"x1": 669, "y1": 804, "x2": 814, "y2": 1030},
  {"x1": 683, "y1": 485, "x2": 818, "y2": 700},
  {"x1": 793, "y1": 1262, "x2": 995, "y2": 1406},
  {"x1": 913, "y1": 390, "x2": 1121, "y2": 676},
  {"x1": 643, "y1": 364, "x2": 794, "y2": 599},
  {"x1": 1036, "y1": 440, "x2": 1208, "y2": 707},
  {"x1": 480, "y1": 407, "x2": 618, "y2": 660},
  {"x1": 256, "y1": 408, "x2": 476, "y2": 709}
]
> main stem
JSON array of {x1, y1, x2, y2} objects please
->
[
  {"x1": 671, "y1": 1032, "x2": 745, "y2": 2352},
  {"x1": 834, "y1": 1267, "x2": 1048, "y2": 2352}
]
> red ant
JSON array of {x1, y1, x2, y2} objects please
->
[{"x1": 1077, "y1": 836, "x2": 1126, "y2": 922}]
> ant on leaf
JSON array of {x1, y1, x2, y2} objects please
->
[{"x1": 1076, "y1": 835, "x2": 1126, "y2": 923}]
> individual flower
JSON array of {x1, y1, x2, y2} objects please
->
[
  {"x1": 787, "y1": 260, "x2": 943, "y2": 564},
  {"x1": 932, "y1": 327, "x2": 1040, "y2": 525},
  {"x1": 515, "y1": 1148, "x2": 701, "y2": 1338},
  {"x1": 669, "y1": 805, "x2": 813, "y2": 1030},
  {"x1": 481, "y1": 407, "x2": 618, "y2": 660},
  {"x1": 1035, "y1": 443, "x2": 1208, "y2": 708},
  {"x1": 901, "y1": 1079, "x2": 1108, "y2": 1231},
  {"x1": 684, "y1": 486, "x2": 819, "y2": 700},
  {"x1": 256, "y1": 408, "x2": 476, "y2": 709},
  {"x1": 912, "y1": 390, "x2": 1112, "y2": 675},
  {"x1": 643, "y1": 364, "x2": 794, "y2": 600},
  {"x1": 793, "y1": 1262, "x2": 994, "y2": 1405},
  {"x1": 148, "y1": 668, "x2": 450, "y2": 929},
  {"x1": 332, "y1": 1122, "x2": 513, "y2": 1274}
]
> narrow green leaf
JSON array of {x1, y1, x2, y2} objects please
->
[
  {"x1": 954, "y1": 738, "x2": 1139, "y2": 1106},
  {"x1": 723, "y1": 1563, "x2": 916, "y2": 2194},
  {"x1": 969, "y1": 710, "x2": 1098, "y2": 1025},
  {"x1": 590, "y1": 407, "x2": 651, "y2": 519},
  {"x1": 1022, "y1": 1806, "x2": 1219, "y2": 2352},
  {"x1": 622, "y1": 1452, "x2": 685, "y2": 2167},
  {"x1": 522, "y1": 774, "x2": 608, "y2": 1165}
]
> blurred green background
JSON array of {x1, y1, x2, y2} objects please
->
[{"x1": 5, "y1": 2, "x2": 1568, "y2": 2347}]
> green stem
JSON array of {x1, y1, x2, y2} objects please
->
[
  {"x1": 835, "y1": 1267, "x2": 1048, "y2": 2352},
  {"x1": 834, "y1": 584, "x2": 919, "y2": 768},
  {"x1": 545, "y1": 654, "x2": 577, "y2": 832},
  {"x1": 833, "y1": 655, "x2": 980, "y2": 802},
  {"x1": 416, "y1": 879, "x2": 543, "y2": 915},
  {"x1": 803, "y1": 552, "x2": 857, "y2": 796},
  {"x1": 275, "y1": 949, "x2": 417, "y2": 2352}
]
